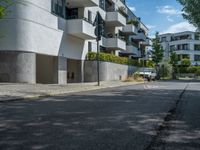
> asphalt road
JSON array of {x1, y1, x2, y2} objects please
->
[{"x1": 0, "y1": 81, "x2": 199, "y2": 150}]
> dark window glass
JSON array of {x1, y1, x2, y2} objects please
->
[
  {"x1": 194, "y1": 55, "x2": 200, "y2": 61},
  {"x1": 51, "y1": 0, "x2": 64, "y2": 17},
  {"x1": 66, "y1": 8, "x2": 78, "y2": 19},
  {"x1": 88, "y1": 10, "x2": 92, "y2": 23},
  {"x1": 99, "y1": 0, "x2": 105, "y2": 10},
  {"x1": 88, "y1": 42, "x2": 92, "y2": 52}
]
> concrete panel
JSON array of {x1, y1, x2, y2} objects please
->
[
  {"x1": 0, "y1": 51, "x2": 36, "y2": 83},
  {"x1": 84, "y1": 61, "x2": 137, "y2": 82}
]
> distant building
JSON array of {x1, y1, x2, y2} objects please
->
[{"x1": 159, "y1": 31, "x2": 200, "y2": 65}]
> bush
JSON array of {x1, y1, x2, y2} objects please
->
[
  {"x1": 178, "y1": 66, "x2": 188, "y2": 73},
  {"x1": 159, "y1": 61, "x2": 172, "y2": 78},
  {"x1": 87, "y1": 52, "x2": 139, "y2": 66},
  {"x1": 181, "y1": 59, "x2": 191, "y2": 67},
  {"x1": 196, "y1": 68, "x2": 200, "y2": 76},
  {"x1": 146, "y1": 60, "x2": 155, "y2": 68}
]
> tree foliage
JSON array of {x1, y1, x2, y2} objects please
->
[
  {"x1": 151, "y1": 32, "x2": 164, "y2": 65},
  {"x1": 170, "y1": 52, "x2": 179, "y2": 79},
  {"x1": 181, "y1": 58, "x2": 191, "y2": 67},
  {"x1": 177, "y1": 0, "x2": 200, "y2": 29},
  {"x1": 0, "y1": 0, "x2": 13, "y2": 19},
  {"x1": 170, "y1": 52, "x2": 179, "y2": 67}
]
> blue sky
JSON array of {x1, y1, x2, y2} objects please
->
[{"x1": 126, "y1": 0, "x2": 196, "y2": 37}]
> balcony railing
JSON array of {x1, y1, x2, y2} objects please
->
[{"x1": 66, "y1": 15, "x2": 93, "y2": 24}]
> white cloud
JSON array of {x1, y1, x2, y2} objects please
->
[
  {"x1": 146, "y1": 25, "x2": 156, "y2": 29},
  {"x1": 128, "y1": 6, "x2": 136, "y2": 12},
  {"x1": 167, "y1": 16, "x2": 174, "y2": 22},
  {"x1": 157, "y1": 5, "x2": 181, "y2": 15},
  {"x1": 161, "y1": 22, "x2": 196, "y2": 34}
]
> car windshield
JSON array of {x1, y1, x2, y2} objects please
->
[{"x1": 139, "y1": 68, "x2": 154, "y2": 72}]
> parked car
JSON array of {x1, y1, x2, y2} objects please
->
[{"x1": 138, "y1": 68, "x2": 157, "y2": 81}]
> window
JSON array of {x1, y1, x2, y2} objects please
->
[
  {"x1": 99, "y1": 0, "x2": 105, "y2": 10},
  {"x1": 178, "y1": 55, "x2": 181, "y2": 61},
  {"x1": 161, "y1": 37, "x2": 166, "y2": 42},
  {"x1": 88, "y1": 42, "x2": 92, "y2": 52},
  {"x1": 195, "y1": 45, "x2": 200, "y2": 51},
  {"x1": 51, "y1": 0, "x2": 64, "y2": 18},
  {"x1": 88, "y1": 10, "x2": 92, "y2": 23},
  {"x1": 170, "y1": 45, "x2": 175, "y2": 51},
  {"x1": 194, "y1": 55, "x2": 200, "y2": 61},
  {"x1": 66, "y1": 8, "x2": 78, "y2": 19},
  {"x1": 182, "y1": 44, "x2": 189, "y2": 50},
  {"x1": 177, "y1": 45, "x2": 181, "y2": 50}
]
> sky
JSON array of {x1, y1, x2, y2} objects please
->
[{"x1": 126, "y1": 0, "x2": 197, "y2": 38}]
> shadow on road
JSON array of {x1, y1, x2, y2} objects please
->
[{"x1": 0, "y1": 83, "x2": 199, "y2": 150}]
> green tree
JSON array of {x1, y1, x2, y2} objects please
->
[
  {"x1": 177, "y1": 0, "x2": 200, "y2": 29},
  {"x1": 151, "y1": 32, "x2": 164, "y2": 66},
  {"x1": 0, "y1": 0, "x2": 13, "y2": 19},
  {"x1": 170, "y1": 52, "x2": 179, "y2": 79},
  {"x1": 181, "y1": 58, "x2": 191, "y2": 67}
]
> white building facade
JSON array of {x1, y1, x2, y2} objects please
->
[
  {"x1": 159, "y1": 31, "x2": 200, "y2": 65},
  {"x1": 0, "y1": 0, "x2": 149, "y2": 84}
]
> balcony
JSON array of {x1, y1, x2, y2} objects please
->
[
  {"x1": 122, "y1": 24, "x2": 137, "y2": 35},
  {"x1": 174, "y1": 50, "x2": 200, "y2": 55},
  {"x1": 105, "y1": 11, "x2": 126, "y2": 27},
  {"x1": 66, "y1": 0, "x2": 98, "y2": 8},
  {"x1": 66, "y1": 18, "x2": 95, "y2": 40},
  {"x1": 103, "y1": 37, "x2": 126, "y2": 50},
  {"x1": 131, "y1": 32, "x2": 146, "y2": 42},
  {"x1": 141, "y1": 38, "x2": 151, "y2": 46},
  {"x1": 126, "y1": 45, "x2": 141, "y2": 57}
]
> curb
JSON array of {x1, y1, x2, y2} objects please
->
[{"x1": 0, "y1": 82, "x2": 143, "y2": 103}]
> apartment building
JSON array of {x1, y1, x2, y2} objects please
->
[
  {"x1": 0, "y1": 0, "x2": 149, "y2": 84},
  {"x1": 159, "y1": 31, "x2": 200, "y2": 65},
  {"x1": 119, "y1": 7, "x2": 150, "y2": 59}
]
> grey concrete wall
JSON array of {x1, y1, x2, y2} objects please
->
[
  {"x1": 84, "y1": 61, "x2": 137, "y2": 82},
  {"x1": 0, "y1": 51, "x2": 36, "y2": 83}
]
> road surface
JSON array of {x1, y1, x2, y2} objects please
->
[{"x1": 0, "y1": 81, "x2": 199, "y2": 150}]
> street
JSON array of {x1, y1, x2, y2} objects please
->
[{"x1": 0, "y1": 81, "x2": 200, "y2": 150}]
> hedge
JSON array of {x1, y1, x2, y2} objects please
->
[
  {"x1": 87, "y1": 52, "x2": 140, "y2": 66},
  {"x1": 178, "y1": 66, "x2": 200, "y2": 75}
]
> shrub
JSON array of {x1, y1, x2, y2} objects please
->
[
  {"x1": 159, "y1": 61, "x2": 172, "y2": 78},
  {"x1": 187, "y1": 66, "x2": 197, "y2": 73},
  {"x1": 146, "y1": 60, "x2": 155, "y2": 68},
  {"x1": 196, "y1": 68, "x2": 200, "y2": 76},
  {"x1": 178, "y1": 66, "x2": 188, "y2": 73},
  {"x1": 181, "y1": 58, "x2": 191, "y2": 67},
  {"x1": 127, "y1": 19, "x2": 139, "y2": 27},
  {"x1": 87, "y1": 52, "x2": 139, "y2": 66}
]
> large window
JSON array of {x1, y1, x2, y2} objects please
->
[
  {"x1": 194, "y1": 55, "x2": 200, "y2": 61},
  {"x1": 195, "y1": 45, "x2": 200, "y2": 51},
  {"x1": 51, "y1": 0, "x2": 65, "y2": 18}
]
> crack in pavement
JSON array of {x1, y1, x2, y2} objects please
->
[{"x1": 144, "y1": 83, "x2": 189, "y2": 150}]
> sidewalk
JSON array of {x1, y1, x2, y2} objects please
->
[{"x1": 0, "y1": 81, "x2": 142, "y2": 102}]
